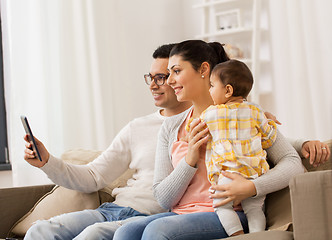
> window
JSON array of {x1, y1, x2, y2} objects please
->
[{"x1": 0, "y1": 15, "x2": 11, "y2": 171}]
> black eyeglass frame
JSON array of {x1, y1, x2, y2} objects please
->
[{"x1": 144, "y1": 73, "x2": 169, "y2": 86}]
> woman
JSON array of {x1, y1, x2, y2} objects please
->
[{"x1": 113, "y1": 40, "x2": 329, "y2": 240}]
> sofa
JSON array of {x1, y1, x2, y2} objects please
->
[{"x1": 0, "y1": 140, "x2": 331, "y2": 240}]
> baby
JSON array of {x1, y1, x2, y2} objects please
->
[{"x1": 200, "y1": 59, "x2": 277, "y2": 236}]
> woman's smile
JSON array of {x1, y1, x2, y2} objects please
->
[{"x1": 173, "y1": 86, "x2": 183, "y2": 95}]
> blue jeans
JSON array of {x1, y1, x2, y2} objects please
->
[
  {"x1": 24, "y1": 202, "x2": 147, "y2": 240},
  {"x1": 113, "y1": 211, "x2": 248, "y2": 240},
  {"x1": 96, "y1": 202, "x2": 147, "y2": 221}
]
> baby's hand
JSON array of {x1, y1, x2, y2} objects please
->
[
  {"x1": 264, "y1": 111, "x2": 281, "y2": 125},
  {"x1": 186, "y1": 118, "x2": 208, "y2": 133},
  {"x1": 185, "y1": 118, "x2": 194, "y2": 132}
]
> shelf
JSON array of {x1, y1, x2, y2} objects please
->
[
  {"x1": 193, "y1": 0, "x2": 238, "y2": 8},
  {"x1": 195, "y1": 27, "x2": 252, "y2": 39},
  {"x1": 194, "y1": 0, "x2": 272, "y2": 103}
]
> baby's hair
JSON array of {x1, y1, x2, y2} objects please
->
[{"x1": 212, "y1": 59, "x2": 253, "y2": 98}]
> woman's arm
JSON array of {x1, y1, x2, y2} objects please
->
[
  {"x1": 253, "y1": 130, "x2": 305, "y2": 197},
  {"x1": 210, "y1": 130, "x2": 305, "y2": 206},
  {"x1": 265, "y1": 111, "x2": 330, "y2": 166},
  {"x1": 153, "y1": 121, "x2": 197, "y2": 210}
]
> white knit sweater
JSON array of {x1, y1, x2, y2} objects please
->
[
  {"x1": 153, "y1": 107, "x2": 306, "y2": 210},
  {"x1": 41, "y1": 111, "x2": 167, "y2": 215}
]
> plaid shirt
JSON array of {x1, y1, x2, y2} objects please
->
[{"x1": 200, "y1": 102, "x2": 277, "y2": 184}]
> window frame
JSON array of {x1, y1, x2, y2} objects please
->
[{"x1": 0, "y1": 13, "x2": 11, "y2": 171}]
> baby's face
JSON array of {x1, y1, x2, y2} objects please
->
[{"x1": 209, "y1": 74, "x2": 227, "y2": 105}]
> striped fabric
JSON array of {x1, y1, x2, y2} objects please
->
[{"x1": 200, "y1": 102, "x2": 277, "y2": 184}]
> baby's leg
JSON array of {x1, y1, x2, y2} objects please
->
[
  {"x1": 214, "y1": 177, "x2": 243, "y2": 236},
  {"x1": 241, "y1": 195, "x2": 266, "y2": 233}
]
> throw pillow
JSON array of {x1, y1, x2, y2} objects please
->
[{"x1": 10, "y1": 185, "x2": 99, "y2": 236}]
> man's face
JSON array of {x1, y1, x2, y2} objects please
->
[{"x1": 148, "y1": 58, "x2": 180, "y2": 109}]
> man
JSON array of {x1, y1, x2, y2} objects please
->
[{"x1": 24, "y1": 44, "x2": 192, "y2": 239}]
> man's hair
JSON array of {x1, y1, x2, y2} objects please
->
[
  {"x1": 212, "y1": 59, "x2": 253, "y2": 98},
  {"x1": 153, "y1": 43, "x2": 177, "y2": 59}
]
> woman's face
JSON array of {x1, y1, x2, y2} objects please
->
[{"x1": 167, "y1": 55, "x2": 203, "y2": 102}]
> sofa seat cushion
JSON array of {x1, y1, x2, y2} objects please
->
[{"x1": 226, "y1": 230, "x2": 293, "y2": 240}]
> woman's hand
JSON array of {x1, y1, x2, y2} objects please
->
[
  {"x1": 185, "y1": 118, "x2": 210, "y2": 167},
  {"x1": 301, "y1": 140, "x2": 330, "y2": 167},
  {"x1": 24, "y1": 135, "x2": 50, "y2": 168},
  {"x1": 209, "y1": 172, "x2": 256, "y2": 207}
]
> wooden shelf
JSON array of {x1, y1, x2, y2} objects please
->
[
  {"x1": 195, "y1": 27, "x2": 252, "y2": 39},
  {"x1": 193, "y1": 0, "x2": 238, "y2": 8}
]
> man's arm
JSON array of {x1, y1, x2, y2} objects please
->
[
  {"x1": 26, "y1": 123, "x2": 133, "y2": 193},
  {"x1": 288, "y1": 138, "x2": 330, "y2": 167}
]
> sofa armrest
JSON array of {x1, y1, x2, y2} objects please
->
[
  {"x1": 0, "y1": 184, "x2": 55, "y2": 238},
  {"x1": 289, "y1": 170, "x2": 332, "y2": 240}
]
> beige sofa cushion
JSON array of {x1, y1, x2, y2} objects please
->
[
  {"x1": 227, "y1": 230, "x2": 294, "y2": 240},
  {"x1": 265, "y1": 187, "x2": 292, "y2": 231},
  {"x1": 10, "y1": 185, "x2": 99, "y2": 236},
  {"x1": 61, "y1": 148, "x2": 135, "y2": 197},
  {"x1": 229, "y1": 230, "x2": 294, "y2": 240},
  {"x1": 61, "y1": 148, "x2": 102, "y2": 165}
]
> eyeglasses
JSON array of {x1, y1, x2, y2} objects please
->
[{"x1": 144, "y1": 73, "x2": 169, "y2": 86}]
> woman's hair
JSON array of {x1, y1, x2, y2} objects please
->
[
  {"x1": 212, "y1": 59, "x2": 253, "y2": 98},
  {"x1": 169, "y1": 40, "x2": 229, "y2": 72}
]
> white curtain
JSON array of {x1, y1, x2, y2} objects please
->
[
  {"x1": 1, "y1": 0, "x2": 192, "y2": 187},
  {"x1": 268, "y1": 0, "x2": 332, "y2": 141},
  {"x1": 1, "y1": 0, "x2": 116, "y2": 186}
]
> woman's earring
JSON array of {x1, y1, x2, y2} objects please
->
[{"x1": 201, "y1": 75, "x2": 205, "y2": 78}]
